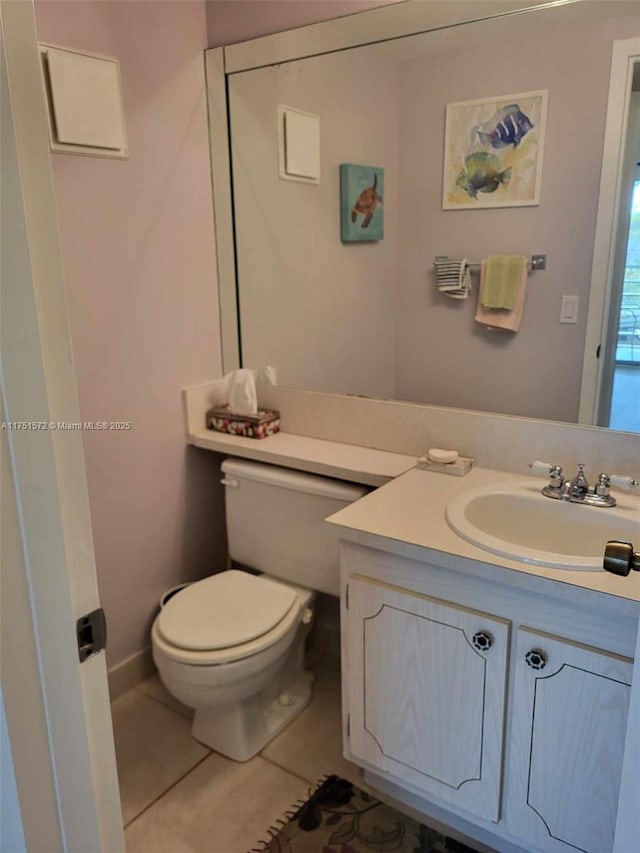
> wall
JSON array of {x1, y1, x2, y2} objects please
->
[
  {"x1": 229, "y1": 49, "x2": 400, "y2": 397},
  {"x1": 206, "y1": 0, "x2": 404, "y2": 47},
  {"x1": 254, "y1": 386, "x2": 640, "y2": 479},
  {"x1": 34, "y1": 0, "x2": 226, "y2": 675},
  {"x1": 395, "y1": 10, "x2": 640, "y2": 422}
]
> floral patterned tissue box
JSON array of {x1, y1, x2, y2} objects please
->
[{"x1": 205, "y1": 407, "x2": 280, "y2": 439}]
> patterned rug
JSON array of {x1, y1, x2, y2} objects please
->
[{"x1": 250, "y1": 775, "x2": 482, "y2": 852}]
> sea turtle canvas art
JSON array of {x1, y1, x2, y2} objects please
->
[
  {"x1": 443, "y1": 90, "x2": 548, "y2": 209},
  {"x1": 340, "y1": 164, "x2": 384, "y2": 242}
]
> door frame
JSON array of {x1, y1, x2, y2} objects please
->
[
  {"x1": 1, "y1": 1, "x2": 123, "y2": 849},
  {"x1": 596, "y1": 92, "x2": 640, "y2": 427},
  {"x1": 579, "y1": 37, "x2": 640, "y2": 425}
]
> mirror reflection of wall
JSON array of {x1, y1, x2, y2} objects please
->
[{"x1": 224, "y1": 1, "x2": 640, "y2": 427}]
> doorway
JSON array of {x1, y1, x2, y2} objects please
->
[
  {"x1": 609, "y1": 175, "x2": 640, "y2": 431},
  {"x1": 581, "y1": 61, "x2": 640, "y2": 433}
]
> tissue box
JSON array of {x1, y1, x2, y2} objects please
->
[{"x1": 205, "y1": 407, "x2": 280, "y2": 439}]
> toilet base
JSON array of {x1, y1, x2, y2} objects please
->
[{"x1": 191, "y1": 666, "x2": 314, "y2": 761}]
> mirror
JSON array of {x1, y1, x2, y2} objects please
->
[{"x1": 220, "y1": 0, "x2": 640, "y2": 429}]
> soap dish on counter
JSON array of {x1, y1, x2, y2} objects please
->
[
  {"x1": 416, "y1": 449, "x2": 474, "y2": 476},
  {"x1": 206, "y1": 407, "x2": 280, "y2": 439}
]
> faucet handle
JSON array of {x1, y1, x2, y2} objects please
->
[
  {"x1": 608, "y1": 474, "x2": 640, "y2": 491},
  {"x1": 529, "y1": 461, "x2": 564, "y2": 488},
  {"x1": 529, "y1": 460, "x2": 561, "y2": 476},
  {"x1": 594, "y1": 473, "x2": 611, "y2": 497}
]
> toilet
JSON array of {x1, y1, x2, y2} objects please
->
[{"x1": 151, "y1": 458, "x2": 368, "y2": 761}]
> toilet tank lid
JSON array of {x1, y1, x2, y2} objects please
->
[
  {"x1": 156, "y1": 570, "x2": 298, "y2": 651},
  {"x1": 221, "y1": 458, "x2": 369, "y2": 502}
]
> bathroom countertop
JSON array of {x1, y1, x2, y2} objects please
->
[
  {"x1": 326, "y1": 465, "x2": 640, "y2": 604},
  {"x1": 187, "y1": 427, "x2": 418, "y2": 487}
]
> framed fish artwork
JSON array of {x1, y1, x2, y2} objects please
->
[
  {"x1": 442, "y1": 90, "x2": 548, "y2": 210},
  {"x1": 340, "y1": 163, "x2": 384, "y2": 242}
]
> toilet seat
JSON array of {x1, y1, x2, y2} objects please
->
[{"x1": 154, "y1": 570, "x2": 303, "y2": 666}]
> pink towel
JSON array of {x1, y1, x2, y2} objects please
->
[{"x1": 474, "y1": 259, "x2": 527, "y2": 332}]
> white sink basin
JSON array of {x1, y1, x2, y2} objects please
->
[{"x1": 445, "y1": 481, "x2": 638, "y2": 571}]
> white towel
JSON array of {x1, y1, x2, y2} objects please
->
[{"x1": 434, "y1": 257, "x2": 472, "y2": 300}]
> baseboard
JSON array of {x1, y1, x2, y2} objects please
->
[{"x1": 108, "y1": 647, "x2": 155, "y2": 701}]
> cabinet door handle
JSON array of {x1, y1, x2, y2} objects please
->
[
  {"x1": 472, "y1": 631, "x2": 493, "y2": 651},
  {"x1": 603, "y1": 540, "x2": 639, "y2": 577},
  {"x1": 525, "y1": 648, "x2": 547, "y2": 670}
]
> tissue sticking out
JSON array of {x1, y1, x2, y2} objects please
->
[
  {"x1": 228, "y1": 369, "x2": 258, "y2": 417},
  {"x1": 206, "y1": 367, "x2": 280, "y2": 439},
  {"x1": 208, "y1": 367, "x2": 276, "y2": 416}
]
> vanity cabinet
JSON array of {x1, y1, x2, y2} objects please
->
[
  {"x1": 345, "y1": 577, "x2": 509, "y2": 822},
  {"x1": 507, "y1": 628, "x2": 632, "y2": 853},
  {"x1": 340, "y1": 545, "x2": 637, "y2": 853}
]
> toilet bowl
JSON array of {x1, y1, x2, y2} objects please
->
[
  {"x1": 151, "y1": 458, "x2": 369, "y2": 761},
  {"x1": 152, "y1": 570, "x2": 315, "y2": 761}
]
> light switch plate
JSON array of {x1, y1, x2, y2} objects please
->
[{"x1": 560, "y1": 295, "x2": 579, "y2": 324}]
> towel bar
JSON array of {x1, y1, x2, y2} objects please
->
[{"x1": 435, "y1": 254, "x2": 546, "y2": 271}]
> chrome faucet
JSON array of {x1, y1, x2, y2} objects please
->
[
  {"x1": 562, "y1": 464, "x2": 589, "y2": 500},
  {"x1": 529, "y1": 461, "x2": 639, "y2": 508}
]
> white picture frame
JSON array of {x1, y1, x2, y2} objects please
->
[{"x1": 443, "y1": 89, "x2": 548, "y2": 210}]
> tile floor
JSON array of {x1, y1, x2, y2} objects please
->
[
  {"x1": 114, "y1": 657, "x2": 361, "y2": 852},
  {"x1": 113, "y1": 655, "x2": 492, "y2": 853}
]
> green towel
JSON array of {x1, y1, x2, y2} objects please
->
[{"x1": 480, "y1": 255, "x2": 527, "y2": 310}]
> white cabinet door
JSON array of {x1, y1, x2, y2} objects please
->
[
  {"x1": 345, "y1": 577, "x2": 510, "y2": 822},
  {"x1": 508, "y1": 627, "x2": 633, "y2": 853}
]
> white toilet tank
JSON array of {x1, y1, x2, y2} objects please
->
[{"x1": 221, "y1": 458, "x2": 369, "y2": 596}]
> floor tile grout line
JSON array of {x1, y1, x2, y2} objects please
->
[
  {"x1": 130, "y1": 681, "x2": 193, "y2": 720},
  {"x1": 122, "y1": 751, "x2": 213, "y2": 830},
  {"x1": 120, "y1": 663, "x2": 343, "y2": 831},
  {"x1": 118, "y1": 677, "x2": 320, "y2": 818},
  {"x1": 258, "y1": 754, "x2": 317, "y2": 789}
]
